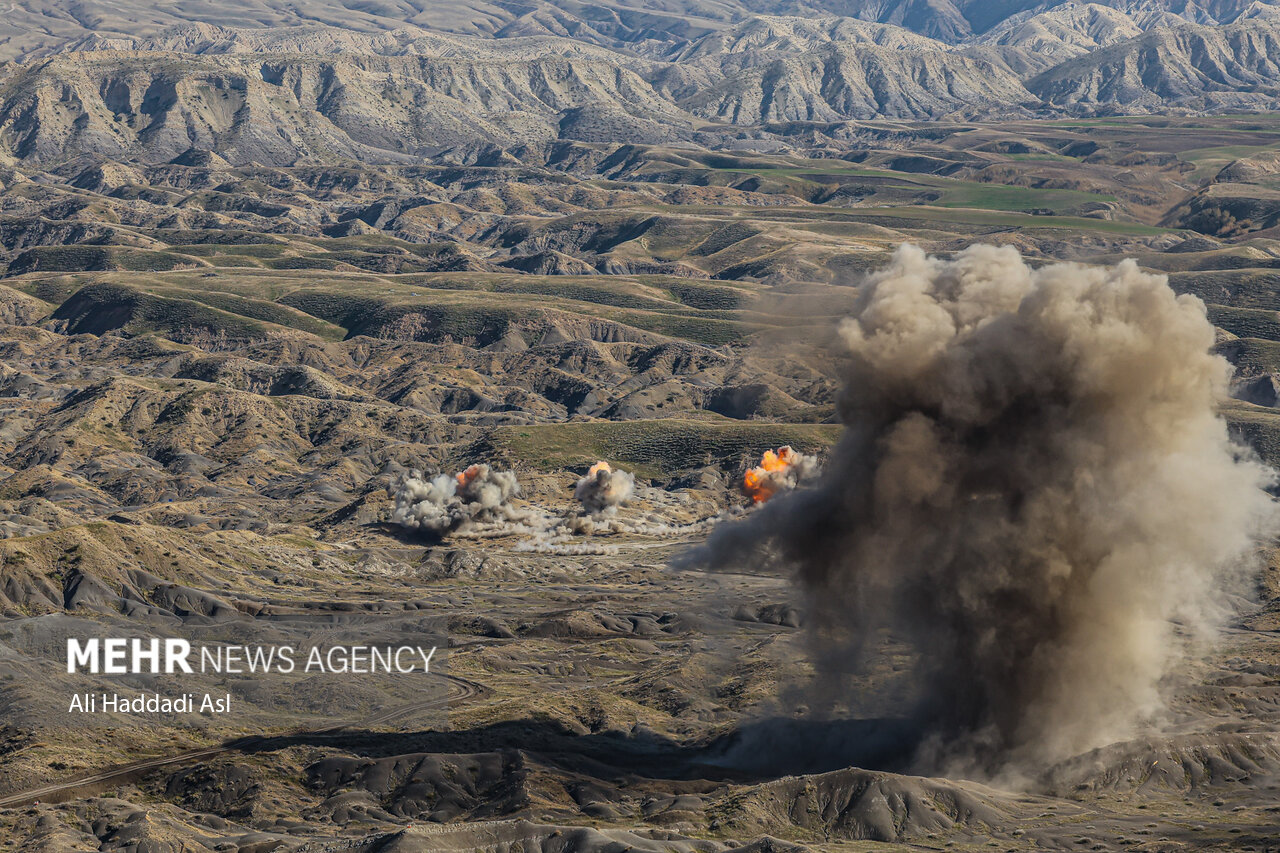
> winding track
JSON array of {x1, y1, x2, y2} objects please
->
[{"x1": 0, "y1": 673, "x2": 483, "y2": 809}]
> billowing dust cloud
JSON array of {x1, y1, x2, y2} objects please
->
[
  {"x1": 392, "y1": 464, "x2": 525, "y2": 535},
  {"x1": 391, "y1": 457, "x2": 721, "y2": 551},
  {"x1": 690, "y1": 244, "x2": 1277, "y2": 775},
  {"x1": 742, "y1": 446, "x2": 820, "y2": 503},
  {"x1": 574, "y1": 461, "x2": 636, "y2": 514}
]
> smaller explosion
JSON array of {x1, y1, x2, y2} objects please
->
[
  {"x1": 456, "y1": 464, "x2": 483, "y2": 489},
  {"x1": 394, "y1": 457, "x2": 724, "y2": 550},
  {"x1": 573, "y1": 460, "x2": 636, "y2": 514},
  {"x1": 392, "y1": 463, "x2": 524, "y2": 535},
  {"x1": 742, "y1": 446, "x2": 819, "y2": 503}
]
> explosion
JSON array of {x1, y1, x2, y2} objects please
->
[
  {"x1": 456, "y1": 464, "x2": 483, "y2": 489},
  {"x1": 742, "y1": 446, "x2": 819, "y2": 503},
  {"x1": 688, "y1": 244, "x2": 1276, "y2": 776},
  {"x1": 392, "y1": 463, "x2": 524, "y2": 535},
  {"x1": 573, "y1": 460, "x2": 636, "y2": 514}
]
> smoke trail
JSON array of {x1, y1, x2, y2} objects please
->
[
  {"x1": 574, "y1": 461, "x2": 636, "y2": 514},
  {"x1": 686, "y1": 244, "x2": 1276, "y2": 775},
  {"x1": 566, "y1": 511, "x2": 732, "y2": 538},
  {"x1": 391, "y1": 464, "x2": 526, "y2": 535},
  {"x1": 514, "y1": 535, "x2": 621, "y2": 556}
]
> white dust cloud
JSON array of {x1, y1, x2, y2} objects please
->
[{"x1": 391, "y1": 464, "x2": 527, "y2": 535}]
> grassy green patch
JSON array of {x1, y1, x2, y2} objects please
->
[
  {"x1": 1179, "y1": 143, "x2": 1280, "y2": 180},
  {"x1": 839, "y1": 206, "x2": 1167, "y2": 235},
  {"x1": 7, "y1": 246, "x2": 207, "y2": 275},
  {"x1": 931, "y1": 182, "x2": 1112, "y2": 213},
  {"x1": 143, "y1": 229, "x2": 287, "y2": 247},
  {"x1": 648, "y1": 201, "x2": 1169, "y2": 236},
  {"x1": 173, "y1": 244, "x2": 290, "y2": 260},
  {"x1": 1217, "y1": 338, "x2": 1280, "y2": 376},
  {"x1": 52, "y1": 282, "x2": 292, "y2": 341},
  {"x1": 1207, "y1": 305, "x2": 1280, "y2": 342},
  {"x1": 663, "y1": 281, "x2": 748, "y2": 311},
  {"x1": 1168, "y1": 270, "x2": 1280, "y2": 312},
  {"x1": 1005, "y1": 152, "x2": 1080, "y2": 162},
  {"x1": 265, "y1": 256, "x2": 356, "y2": 271},
  {"x1": 488, "y1": 420, "x2": 841, "y2": 478},
  {"x1": 150, "y1": 287, "x2": 346, "y2": 339},
  {"x1": 706, "y1": 161, "x2": 1111, "y2": 214}
]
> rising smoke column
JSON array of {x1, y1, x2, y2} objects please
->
[
  {"x1": 574, "y1": 461, "x2": 636, "y2": 514},
  {"x1": 742, "y1": 446, "x2": 820, "y2": 503},
  {"x1": 392, "y1": 463, "x2": 524, "y2": 535},
  {"x1": 689, "y1": 244, "x2": 1276, "y2": 775}
]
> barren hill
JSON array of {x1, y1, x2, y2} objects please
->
[
  {"x1": 0, "y1": 0, "x2": 1269, "y2": 65},
  {"x1": 1029, "y1": 13, "x2": 1280, "y2": 111},
  {"x1": 3, "y1": 4, "x2": 1280, "y2": 166},
  {"x1": 0, "y1": 51, "x2": 698, "y2": 165}
]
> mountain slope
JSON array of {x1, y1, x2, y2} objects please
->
[
  {"x1": 55, "y1": 22, "x2": 639, "y2": 63},
  {"x1": 678, "y1": 43, "x2": 1033, "y2": 122},
  {"x1": 0, "y1": 0, "x2": 1274, "y2": 63},
  {"x1": 0, "y1": 51, "x2": 696, "y2": 165},
  {"x1": 1, "y1": 3, "x2": 1280, "y2": 163},
  {"x1": 977, "y1": 3, "x2": 1145, "y2": 59},
  {"x1": 1028, "y1": 15, "x2": 1280, "y2": 111}
]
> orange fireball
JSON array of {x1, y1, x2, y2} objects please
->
[
  {"x1": 758, "y1": 447, "x2": 794, "y2": 473},
  {"x1": 456, "y1": 464, "x2": 483, "y2": 488},
  {"x1": 743, "y1": 468, "x2": 775, "y2": 503},
  {"x1": 743, "y1": 446, "x2": 800, "y2": 503}
]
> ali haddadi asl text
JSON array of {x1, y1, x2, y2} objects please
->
[{"x1": 68, "y1": 692, "x2": 231, "y2": 714}]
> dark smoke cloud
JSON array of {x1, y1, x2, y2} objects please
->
[{"x1": 686, "y1": 244, "x2": 1276, "y2": 776}]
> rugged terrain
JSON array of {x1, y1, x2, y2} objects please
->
[
  {"x1": 1, "y1": 109, "x2": 1280, "y2": 849},
  {"x1": 7, "y1": 2, "x2": 1280, "y2": 164},
  {"x1": 3, "y1": 0, "x2": 1280, "y2": 850}
]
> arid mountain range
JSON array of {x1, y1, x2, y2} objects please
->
[
  {"x1": 1, "y1": 0, "x2": 1273, "y2": 58},
  {"x1": 5, "y1": 2, "x2": 1280, "y2": 166}
]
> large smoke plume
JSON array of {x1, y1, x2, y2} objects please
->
[{"x1": 689, "y1": 244, "x2": 1276, "y2": 776}]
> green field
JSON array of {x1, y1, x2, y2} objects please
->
[{"x1": 488, "y1": 420, "x2": 843, "y2": 477}]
